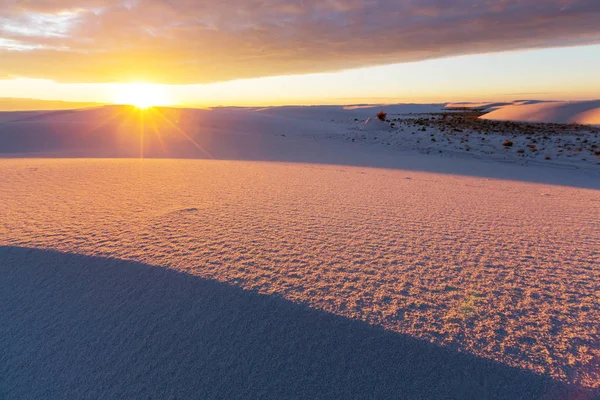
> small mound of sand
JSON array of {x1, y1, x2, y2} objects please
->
[{"x1": 362, "y1": 117, "x2": 395, "y2": 131}]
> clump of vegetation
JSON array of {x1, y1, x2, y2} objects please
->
[{"x1": 377, "y1": 110, "x2": 387, "y2": 122}]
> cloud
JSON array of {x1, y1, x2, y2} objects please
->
[{"x1": 0, "y1": 0, "x2": 599, "y2": 84}]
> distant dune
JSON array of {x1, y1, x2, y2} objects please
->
[
  {"x1": 480, "y1": 100, "x2": 600, "y2": 125},
  {"x1": 1, "y1": 103, "x2": 599, "y2": 173},
  {"x1": 444, "y1": 102, "x2": 513, "y2": 111},
  {"x1": 0, "y1": 97, "x2": 105, "y2": 111}
]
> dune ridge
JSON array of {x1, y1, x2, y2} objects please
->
[{"x1": 480, "y1": 100, "x2": 600, "y2": 125}]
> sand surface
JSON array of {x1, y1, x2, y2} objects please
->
[
  {"x1": 1, "y1": 104, "x2": 599, "y2": 399},
  {"x1": 481, "y1": 100, "x2": 600, "y2": 125}
]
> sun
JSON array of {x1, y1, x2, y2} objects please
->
[{"x1": 113, "y1": 83, "x2": 175, "y2": 109}]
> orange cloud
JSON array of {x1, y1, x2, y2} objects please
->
[{"x1": 1, "y1": 0, "x2": 599, "y2": 84}]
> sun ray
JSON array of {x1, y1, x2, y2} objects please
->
[
  {"x1": 149, "y1": 108, "x2": 213, "y2": 158},
  {"x1": 139, "y1": 108, "x2": 144, "y2": 160},
  {"x1": 147, "y1": 110, "x2": 167, "y2": 154},
  {"x1": 81, "y1": 105, "x2": 131, "y2": 136},
  {"x1": 113, "y1": 83, "x2": 174, "y2": 109}
]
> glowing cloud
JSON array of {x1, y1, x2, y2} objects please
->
[{"x1": 0, "y1": 0, "x2": 599, "y2": 84}]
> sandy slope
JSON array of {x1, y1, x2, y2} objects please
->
[
  {"x1": 1, "y1": 104, "x2": 600, "y2": 398},
  {"x1": 344, "y1": 112, "x2": 600, "y2": 172},
  {"x1": 0, "y1": 97, "x2": 105, "y2": 112},
  {"x1": 3, "y1": 247, "x2": 590, "y2": 400},
  {"x1": 2, "y1": 104, "x2": 599, "y2": 171},
  {"x1": 445, "y1": 102, "x2": 513, "y2": 111},
  {"x1": 2, "y1": 247, "x2": 593, "y2": 400},
  {"x1": 1, "y1": 159, "x2": 599, "y2": 398},
  {"x1": 481, "y1": 100, "x2": 600, "y2": 125}
]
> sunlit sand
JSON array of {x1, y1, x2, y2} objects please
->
[
  {"x1": 481, "y1": 100, "x2": 600, "y2": 125},
  {"x1": 1, "y1": 104, "x2": 599, "y2": 398}
]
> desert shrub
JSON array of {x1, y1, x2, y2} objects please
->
[{"x1": 377, "y1": 110, "x2": 387, "y2": 121}]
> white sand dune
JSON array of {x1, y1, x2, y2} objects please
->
[
  {"x1": 248, "y1": 104, "x2": 446, "y2": 123},
  {"x1": 1, "y1": 104, "x2": 598, "y2": 183},
  {"x1": 1, "y1": 105, "x2": 599, "y2": 398},
  {"x1": 444, "y1": 102, "x2": 513, "y2": 111},
  {"x1": 2, "y1": 244, "x2": 593, "y2": 400},
  {"x1": 1, "y1": 159, "x2": 599, "y2": 399},
  {"x1": 481, "y1": 100, "x2": 600, "y2": 125},
  {"x1": 343, "y1": 103, "x2": 446, "y2": 114}
]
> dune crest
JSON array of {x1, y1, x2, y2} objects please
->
[{"x1": 481, "y1": 100, "x2": 600, "y2": 125}]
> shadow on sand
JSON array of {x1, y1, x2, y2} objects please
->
[
  {"x1": 0, "y1": 246, "x2": 596, "y2": 399},
  {"x1": 1, "y1": 113, "x2": 599, "y2": 190}
]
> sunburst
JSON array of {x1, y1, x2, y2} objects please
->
[{"x1": 113, "y1": 83, "x2": 175, "y2": 109}]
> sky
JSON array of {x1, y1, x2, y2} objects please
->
[{"x1": 1, "y1": 0, "x2": 599, "y2": 107}]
